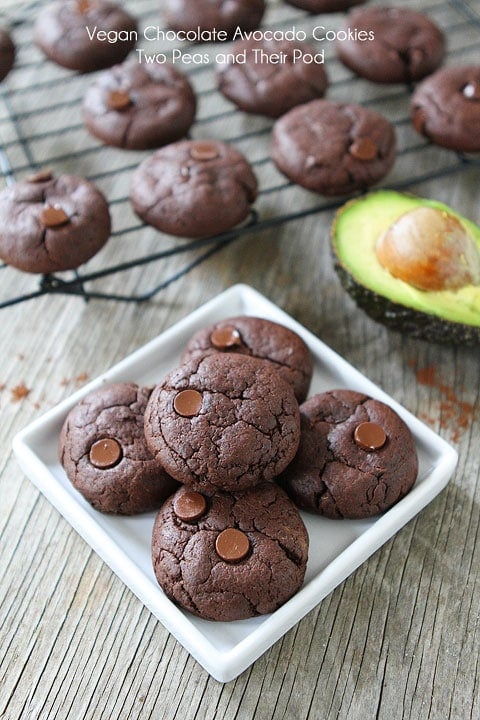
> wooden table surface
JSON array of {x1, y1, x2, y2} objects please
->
[{"x1": 1, "y1": 0, "x2": 479, "y2": 718}]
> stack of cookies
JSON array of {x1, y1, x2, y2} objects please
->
[{"x1": 58, "y1": 315, "x2": 418, "y2": 621}]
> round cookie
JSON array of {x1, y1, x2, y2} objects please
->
[
  {"x1": 34, "y1": 0, "x2": 137, "y2": 73},
  {"x1": 277, "y1": 389, "x2": 418, "y2": 519},
  {"x1": 59, "y1": 382, "x2": 179, "y2": 514},
  {"x1": 217, "y1": 38, "x2": 328, "y2": 119},
  {"x1": 144, "y1": 353, "x2": 301, "y2": 494},
  {"x1": 130, "y1": 139, "x2": 258, "y2": 238},
  {"x1": 181, "y1": 316, "x2": 313, "y2": 402},
  {"x1": 271, "y1": 99, "x2": 396, "y2": 196},
  {"x1": 0, "y1": 171, "x2": 111, "y2": 274},
  {"x1": 151, "y1": 483, "x2": 309, "y2": 621},
  {"x1": 411, "y1": 65, "x2": 480, "y2": 153},
  {"x1": 0, "y1": 28, "x2": 15, "y2": 82},
  {"x1": 83, "y1": 61, "x2": 196, "y2": 150},
  {"x1": 163, "y1": 0, "x2": 265, "y2": 41},
  {"x1": 336, "y1": 7, "x2": 446, "y2": 84},
  {"x1": 283, "y1": 0, "x2": 366, "y2": 13}
]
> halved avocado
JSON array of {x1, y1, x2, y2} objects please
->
[{"x1": 331, "y1": 190, "x2": 480, "y2": 345}]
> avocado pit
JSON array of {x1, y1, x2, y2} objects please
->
[{"x1": 375, "y1": 206, "x2": 480, "y2": 291}]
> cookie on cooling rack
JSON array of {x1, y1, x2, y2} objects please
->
[
  {"x1": 130, "y1": 139, "x2": 258, "y2": 238},
  {"x1": 83, "y1": 61, "x2": 196, "y2": 150},
  {"x1": 0, "y1": 28, "x2": 15, "y2": 82},
  {"x1": 271, "y1": 99, "x2": 396, "y2": 196},
  {"x1": 0, "y1": 171, "x2": 111, "y2": 274},
  {"x1": 217, "y1": 38, "x2": 328, "y2": 119},
  {"x1": 277, "y1": 389, "x2": 418, "y2": 519},
  {"x1": 34, "y1": 0, "x2": 137, "y2": 73},
  {"x1": 336, "y1": 7, "x2": 445, "y2": 84},
  {"x1": 163, "y1": 0, "x2": 265, "y2": 40},
  {"x1": 59, "y1": 382, "x2": 179, "y2": 515},
  {"x1": 411, "y1": 65, "x2": 480, "y2": 153},
  {"x1": 144, "y1": 352, "x2": 300, "y2": 494},
  {"x1": 181, "y1": 315, "x2": 313, "y2": 402},
  {"x1": 151, "y1": 483, "x2": 309, "y2": 621}
]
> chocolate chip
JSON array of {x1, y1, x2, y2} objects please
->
[
  {"x1": 89, "y1": 438, "x2": 122, "y2": 469},
  {"x1": 210, "y1": 326, "x2": 241, "y2": 349},
  {"x1": 173, "y1": 491, "x2": 207, "y2": 522},
  {"x1": 215, "y1": 528, "x2": 250, "y2": 563},
  {"x1": 39, "y1": 205, "x2": 70, "y2": 228},
  {"x1": 408, "y1": 48, "x2": 424, "y2": 70},
  {"x1": 462, "y1": 81, "x2": 480, "y2": 101},
  {"x1": 189, "y1": 141, "x2": 220, "y2": 161},
  {"x1": 354, "y1": 422, "x2": 387, "y2": 451},
  {"x1": 107, "y1": 90, "x2": 132, "y2": 111},
  {"x1": 173, "y1": 389, "x2": 202, "y2": 417},
  {"x1": 350, "y1": 137, "x2": 378, "y2": 161},
  {"x1": 412, "y1": 108, "x2": 426, "y2": 134},
  {"x1": 26, "y1": 170, "x2": 53, "y2": 184},
  {"x1": 76, "y1": 0, "x2": 91, "y2": 14}
]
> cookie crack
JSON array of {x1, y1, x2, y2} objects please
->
[
  {"x1": 414, "y1": 87, "x2": 453, "y2": 125},
  {"x1": 121, "y1": 112, "x2": 135, "y2": 148},
  {"x1": 311, "y1": 394, "x2": 368, "y2": 426},
  {"x1": 159, "y1": 549, "x2": 203, "y2": 615},
  {"x1": 252, "y1": 524, "x2": 304, "y2": 567},
  {"x1": 324, "y1": 433, "x2": 381, "y2": 479},
  {"x1": 365, "y1": 472, "x2": 388, "y2": 509},
  {"x1": 156, "y1": 417, "x2": 203, "y2": 483},
  {"x1": 374, "y1": 29, "x2": 428, "y2": 82},
  {"x1": 248, "y1": 349, "x2": 304, "y2": 376},
  {"x1": 235, "y1": 175, "x2": 257, "y2": 204}
]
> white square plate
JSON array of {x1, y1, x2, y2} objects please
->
[{"x1": 13, "y1": 284, "x2": 458, "y2": 682}]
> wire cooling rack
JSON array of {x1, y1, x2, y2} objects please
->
[{"x1": 0, "y1": 0, "x2": 479, "y2": 308}]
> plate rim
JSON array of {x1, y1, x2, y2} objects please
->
[{"x1": 12, "y1": 283, "x2": 458, "y2": 682}]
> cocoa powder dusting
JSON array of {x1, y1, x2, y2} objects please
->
[
  {"x1": 416, "y1": 364, "x2": 437, "y2": 386},
  {"x1": 411, "y1": 361, "x2": 477, "y2": 443},
  {"x1": 60, "y1": 373, "x2": 89, "y2": 388},
  {"x1": 11, "y1": 383, "x2": 30, "y2": 402}
]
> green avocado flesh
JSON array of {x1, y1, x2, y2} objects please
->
[{"x1": 332, "y1": 190, "x2": 480, "y2": 344}]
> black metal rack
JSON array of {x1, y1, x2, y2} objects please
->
[{"x1": 0, "y1": 0, "x2": 479, "y2": 308}]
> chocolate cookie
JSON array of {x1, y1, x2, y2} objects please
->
[
  {"x1": 278, "y1": 390, "x2": 418, "y2": 519},
  {"x1": 144, "y1": 353, "x2": 301, "y2": 494},
  {"x1": 411, "y1": 65, "x2": 480, "y2": 153},
  {"x1": 0, "y1": 28, "x2": 15, "y2": 82},
  {"x1": 217, "y1": 38, "x2": 328, "y2": 118},
  {"x1": 283, "y1": 0, "x2": 366, "y2": 13},
  {"x1": 0, "y1": 171, "x2": 111, "y2": 274},
  {"x1": 59, "y1": 382, "x2": 178, "y2": 514},
  {"x1": 336, "y1": 7, "x2": 445, "y2": 84},
  {"x1": 151, "y1": 482, "x2": 308, "y2": 621},
  {"x1": 181, "y1": 316, "x2": 313, "y2": 402},
  {"x1": 130, "y1": 139, "x2": 258, "y2": 238},
  {"x1": 271, "y1": 99, "x2": 396, "y2": 196},
  {"x1": 82, "y1": 61, "x2": 196, "y2": 150},
  {"x1": 164, "y1": 0, "x2": 265, "y2": 40},
  {"x1": 34, "y1": 0, "x2": 137, "y2": 73}
]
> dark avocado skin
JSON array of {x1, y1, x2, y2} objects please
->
[
  {"x1": 331, "y1": 191, "x2": 480, "y2": 346},
  {"x1": 334, "y1": 262, "x2": 480, "y2": 346}
]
